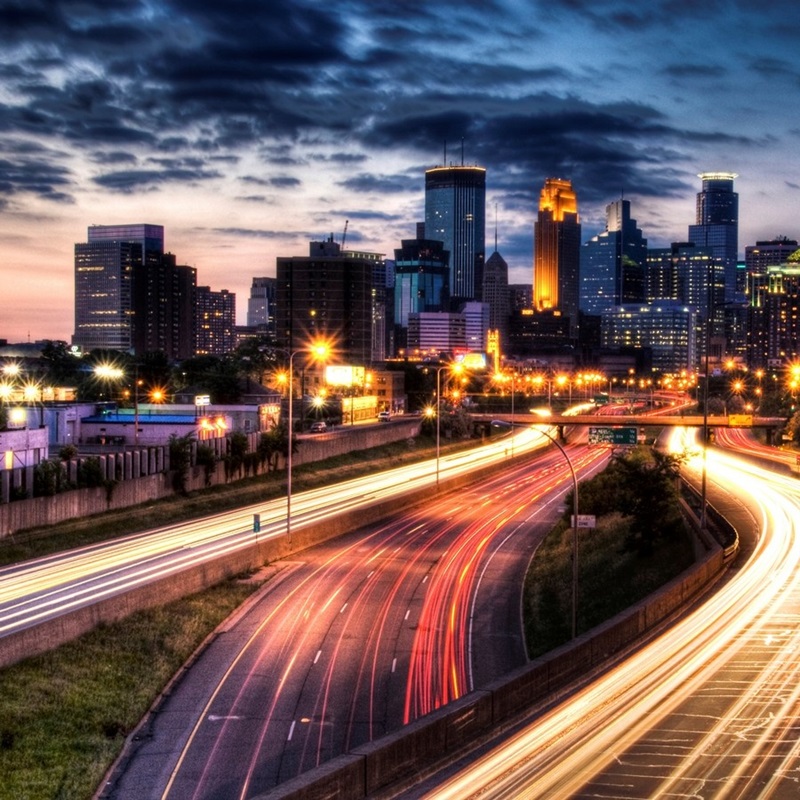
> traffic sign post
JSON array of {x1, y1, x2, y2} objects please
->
[{"x1": 588, "y1": 426, "x2": 637, "y2": 445}]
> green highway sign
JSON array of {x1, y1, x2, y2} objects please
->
[{"x1": 588, "y1": 426, "x2": 638, "y2": 445}]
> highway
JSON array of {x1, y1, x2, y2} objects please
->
[
  {"x1": 0, "y1": 425, "x2": 565, "y2": 642},
  {"x1": 103, "y1": 435, "x2": 610, "y2": 798},
  {"x1": 422, "y1": 430, "x2": 800, "y2": 799}
]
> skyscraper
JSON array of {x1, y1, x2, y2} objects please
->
[
  {"x1": 688, "y1": 172, "x2": 739, "y2": 303},
  {"x1": 747, "y1": 262, "x2": 800, "y2": 369},
  {"x1": 132, "y1": 252, "x2": 196, "y2": 360},
  {"x1": 424, "y1": 164, "x2": 486, "y2": 305},
  {"x1": 482, "y1": 249, "x2": 509, "y2": 352},
  {"x1": 645, "y1": 242, "x2": 725, "y2": 368},
  {"x1": 580, "y1": 199, "x2": 647, "y2": 315},
  {"x1": 73, "y1": 224, "x2": 164, "y2": 352},
  {"x1": 276, "y1": 237, "x2": 380, "y2": 364},
  {"x1": 533, "y1": 178, "x2": 581, "y2": 338}
]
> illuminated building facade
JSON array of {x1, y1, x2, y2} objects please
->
[
  {"x1": 646, "y1": 242, "x2": 725, "y2": 367},
  {"x1": 533, "y1": 178, "x2": 581, "y2": 339},
  {"x1": 601, "y1": 302, "x2": 697, "y2": 374},
  {"x1": 580, "y1": 199, "x2": 647, "y2": 314},
  {"x1": 688, "y1": 172, "x2": 739, "y2": 302},
  {"x1": 747, "y1": 264, "x2": 800, "y2": 368},
  {"x1": 194, "y1": 287, "x2": 236, "y2": 356},
  {"x1": 424, "y1": 165, "x2": 486, "y2": 305},
  {"x1": 407, "y1": 312, "x2": 466, "y2": 354}
]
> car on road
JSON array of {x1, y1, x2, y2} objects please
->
[
  {"x1": 309, "y1": 421, "x2": 328, "y2": 433},
  {"x1": 377, "y1": 411, "x2": 391, "y2": 422}
]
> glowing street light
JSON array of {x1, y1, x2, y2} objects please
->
[
  {"x1": 431, "y1": 362, "x2": 466, "y2": 486},
  {"x1": 287, "y1": 340, "x2": 331, "y2": 544}
]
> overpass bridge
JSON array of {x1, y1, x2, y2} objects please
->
[{"x1": 473, "y1": 412, "x2": 786, "y2": 444}]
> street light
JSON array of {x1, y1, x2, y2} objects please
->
[
  {"x1": 287, "y1": 341, "x2": 330, "y2": 545},
  {"x1": 493, "y1": 370, "x2": 517, "y2": 457},
  {"x1": 699, "y1": 298, "x2": 744, "y2": 530},
  {"x1": 531, "y1": 422, "x2": 581, "y2": 639}
]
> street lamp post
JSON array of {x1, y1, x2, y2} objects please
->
[
  {"x1": 286, "y1": 342, "x2": 329, "y2": 545},
  {"x1": 435, "y1": 365, "x2": 444, "y2": 486},
  {"x1": 533, "y1": 424, "x2": 580, "y2": 639}
]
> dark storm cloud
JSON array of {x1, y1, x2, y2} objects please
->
[
  {"x1": 90, "y1": 151, "x2": 138, "y2": 166},
  {"x1": 338, "y1": 174, "x2": 420, "y2": 194},
  {"x1": 0, "y1": 0, "x2": 782, "y2": 216},
  {"x1": 662, "y1": 65, "x2": 727, "y2": 80},
  {"x1": 93, "y1": 166, "x2": 223, "y2": 192},
  {"x1": 213, "y1": 227, "x2": 308, "y2": 239},
  {"x1": 0, "y1": 138, "x2": 75, "y2": 203},
  {"x1": 266, "y1": 176, "x2": 302, "y2": 188}
]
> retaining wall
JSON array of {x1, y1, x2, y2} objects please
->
[{"x1": 0, "y1": 420, "x2": 421, "y2": 537}]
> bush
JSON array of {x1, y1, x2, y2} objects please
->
[{"x1": 33, "y1": 459, "x2": 69, "y2": 497}]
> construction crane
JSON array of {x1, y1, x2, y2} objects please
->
[{"x1": 341, "y1": 219, "x2": 349, "y2": 249}]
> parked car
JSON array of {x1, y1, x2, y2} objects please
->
[
  {"x1": 377, "y1": 411, "x2": 391, "y2": 422},
  {"x1": 309, "y1": 421, "x2": 328, "y2": 433}
]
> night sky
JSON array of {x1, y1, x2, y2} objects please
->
[{"x1": 1, "y1": 0, "x2": 798, "y2": 342}]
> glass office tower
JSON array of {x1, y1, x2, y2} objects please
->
[
  {"x1": 688, "y1": 172, "x2": 739, "y2": 303},
  {"x1": 425, "y1": 165, "x2": 486, "y2": 306}
]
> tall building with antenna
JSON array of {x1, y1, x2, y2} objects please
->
[
  {"x1": 424, "y1": 148, "x2": 486, "y2": 306},
  {"x1": 482, "y1": 205, "x2": 509, "y2": 354}
]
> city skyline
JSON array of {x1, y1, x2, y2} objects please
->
[{"x1": 1, "y1": 0, "x2": 798, "y2": 343}]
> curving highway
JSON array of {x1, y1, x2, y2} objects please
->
[
  {"x1": 103, "y1": 436, "x2": 610, "y2": 799},
  {"x1": 425, "y1": 430, "x2": 800, "y2": 799}
]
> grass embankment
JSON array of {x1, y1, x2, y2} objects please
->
[
  {"x1": 524, "y1": 440, "x2": 697, "y2": 659},
  {"x1": 524, "y1": 513, "x2": 694, "y2": 657},
  {"x1": 0, "y1": 579, "x2": 258, "y2": 800}
]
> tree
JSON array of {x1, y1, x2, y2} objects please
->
[
  {"x1": 33, "y1": 459, "x2": 68, "y2": 497},
  {"x1": 39, "y1": 340, "x2": 82, "y2": 386},
  {"x1": 224, "y1": 432, "x2": 249, "y2": 480},
  {"x1": 573, "y1": 447, "x2": 686, "y2": 555},
  {"x1": 174, "y1": 355, "x2": 242, "y2": 403},
  {"x1": 169, "y1": 432, "x2": 195, "y2": 494},
  {"x1": 195, "y1": 444, "x2": 216, "y2": 487},
  {"x1": 784, "y1": 410, "x2": 800, "y2": 445},
  {"x1": 77, "y1": 457, "x2": 106, "y2": 488}
]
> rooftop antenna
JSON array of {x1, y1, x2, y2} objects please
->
[
  {"x1": 443, "y1": 140, "x2": 447, "y2": 167},
  {"x1": 461, "y1": 138, "x2": 464, "y2": 166},
  {"x1": 494, "y1": 203, "x2": 498, "y2": 252}
]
